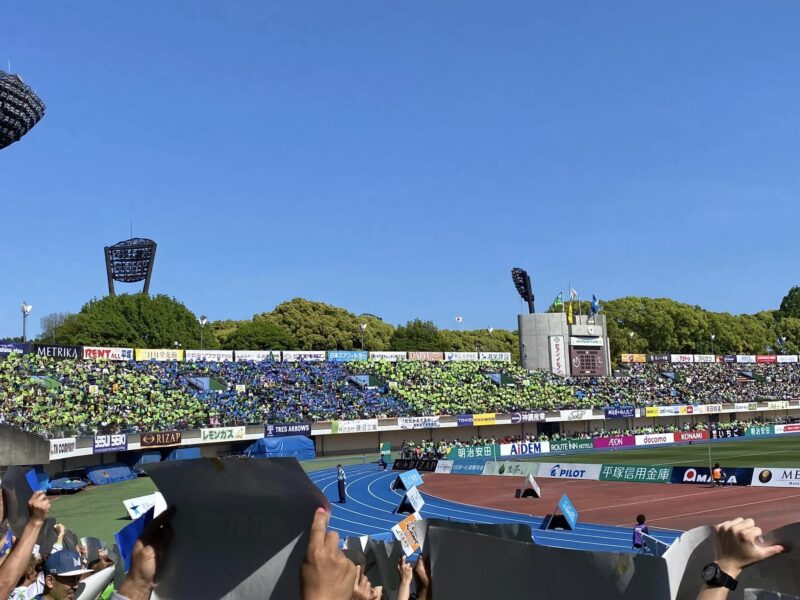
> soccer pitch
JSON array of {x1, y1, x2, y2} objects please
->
[{"x1": 520, "y1": 435, "x2": 800, "y2": 467}]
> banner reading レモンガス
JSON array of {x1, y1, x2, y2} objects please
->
[{"x1": 200, "y1": 426, "x2": 245, "y2": 442}]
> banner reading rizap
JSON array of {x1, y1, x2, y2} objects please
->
[
  {"x1": 135, "y1": 348, "x2": 184, "y2": 361},
  {"x1": 398, "y1": 416, "x2": 441, "y2": 430},
  {"x1": 473, "y1": 413, "x2": 496, "y2": 426},
  {"x1": 447, "y1": 444, "x2": 498, "y2": 460},
  {"x1": 482, "y1": 461, "x2": 539, "y2": 477},
  {"x1": 600, "y1": 464, "x2": 672, "y2": 483},
  {"x1": 331, "y1": 419, "x2": 379, "y2": 434},
  {"x1": 499, "y1": 441, "x2": 551, "y2": 458},
  {"x1": 549, "y1": 439, "x2": 594, "y2": 452},
  {"x1": 200, "y1": 426, "x2": 245, "y2": 442}
]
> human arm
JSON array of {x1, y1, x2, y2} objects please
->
[
  {"x1": 0, "y1": 491, "x2": 50, "y2": 598},
  {"x1": 414, "y1": 554, "x2": 430, "y2": 600},
  {"x1": 115, "y1": 507, "x2": 176, "y2": 600},
  {"x1": 396, "y1": 556, "x2": 413, "y2": 600},
  {"x1": 697, "y1": 517, "x2": 785, "y2": 600},
  {"x1": 301, "y1": 507, "x2": 357, "y2": 600}
]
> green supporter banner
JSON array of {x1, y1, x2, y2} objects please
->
[
  {"x1": 747, "y1": 425, "x2": 775, "y2": 437},
  {"x1": 380, "y1": 442, "x2": 392, "y2": 456},
  {"x1": 447, "y1": 444, "x2": 498, "y2": 461},
  {"x1": 599, "y1": 464, "x2": 673, "y2": 483},
  {"x1": 549, "y1": 439, "x2": 595, "y2": 452}
]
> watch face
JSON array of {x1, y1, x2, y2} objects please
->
[{"x1": 702, "y1": 564, "x2": 718, "y2": 582}]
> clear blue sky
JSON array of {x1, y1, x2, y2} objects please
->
[{"x1": 3, "y1": 1, "x2": 800, "y2": 338}]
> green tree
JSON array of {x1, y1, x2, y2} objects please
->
[
  {"x1": 222, "y1": 319, "x2": 296, "y2": 350},
  {"x1": 52, "y1": 294, "x2": 219, "y2": 348},
  {"x1": 390, "y1": 319, "x2": 443, "y2": 351},
  {"x1": 779, "y1": 287, "x2": 800, "y2": 319}
]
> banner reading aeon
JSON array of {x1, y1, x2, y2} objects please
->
[{"x1": 592, "y1": 436, "x2": 635, "y2": 449}]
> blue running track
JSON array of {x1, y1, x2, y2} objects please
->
[{"x1": 308, "y1": 464, "x2": 681, "y2": 553}]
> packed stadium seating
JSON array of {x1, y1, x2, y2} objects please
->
[{"x1": 3, "y1": 353, "x2": 800, "y2": 437}]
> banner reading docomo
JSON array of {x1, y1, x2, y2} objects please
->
[
  {"x1": 200, "y1": 426, "x2": 245, "y2": 442},
  {"x1": 332, "y1": 419, "x2": 379, "y2": 434}
]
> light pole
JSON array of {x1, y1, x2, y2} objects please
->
[
  {"x1": 780, "y1": 336, "x2": 787, "y2": 354},
  {"x1": 628, "y1": 330, "x2": 635, "y2": 354},
  {"x1": 710, "y1": 334, "x2": 716, "y2": 355},
  {"x1": 199, "y1": 315, "x2": 208, "y2": 350},
  {"x1": 21, "y1": 302, "x2": 32, "y2": 342},
  {"x1": 359, "y1": 323, "x2": 367, "y2": 350}
]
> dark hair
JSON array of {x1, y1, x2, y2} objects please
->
[
  {"x1": 714, "y1": 463, "x2": 720, "y2": 468},
  {"x1": 636, "y1": 514, "x2": 646, "y2": 524}
]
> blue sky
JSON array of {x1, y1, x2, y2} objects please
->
[{"x1": 2, "y1": 1, "x2": 800, "y2": 338}]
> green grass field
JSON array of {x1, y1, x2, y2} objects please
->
[
  {"x1": 521, "y1": 436, "x2": 800, "y2": 467},
  {"x1": 47, "y1": 438, "x2": 800, "y2": 546}
]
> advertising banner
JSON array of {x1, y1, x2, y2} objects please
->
[
  {"x1": 498, "y1": 441, "x2": 551, "y2": 458},
  {"x1": 50, "y1": 438, "x2": 77, "y2": 459},
  {"x1": 234, "y1": 350, "x2": 281, "y2": 362},
  {"x1": 93, "y1": 434, "x2": 128, "y2": 454},
  {"x1": 634, "y1": 433, "x2": 674, "y2": 446},
  {"x1": 200, "y1": 426, "x2": 245, "y2": 442},
  {"x1": 777, "y1": 355, "x2": 799, "y2": 363},
  {"x1": 592, "y1": 436, "x2": 635, "y2": 449},
  {"x1": 265, "y1": 422, "x2": 312, "y2": 437},
  {"x1": 369, "y1": 351, "x2": 407, "y2": 361},
  {"x1": 657, "y1": 405, "x2": 683, "y2": 416},
  {"x1": 139, "y1": 431, "x2": 182, "y2": 448},
  {"x1": 747, "y1": 425, "x2": 774, "y2": 437},
  {"x1": 549, "y1": 336, "x2": 567, "y2": 376},
  {"x1": 722, "y1": 355, "x2": 737, "y2": 363},
  {"x1": 83, "y1": 346, "x2": 134, "y2": 361},
  {"x1": 135, "y1": 349, "x2": 184, "y2": 361},
  {"x1": 767, "y1": 400, "x2": 790, "y2": 410},
  {"x1": 693, "y1": 354, "x2": 715, "y2": 363},
  {"x1": 444, "y1": 352, "x2": 478, "y2": 361},
  {"x1": 756, "y1": 354, "x2": 778, "y2": 364},
  {"x1": 710, "y1": 427, "x2": 743, "y2": 439},
  {"x1": 331, "y1": 419, "x2": 379, "y2": 434},
  {"x1": 394, "y1": 469, "x2": 425, "y2": 488},
  {"x1": 569, "y1": 336, "x2": 604, "y2": 347},
  {"x1": 479, "y1": 352, "x2": 511, "y2": 362},
  {"x1": 456, "y1": 414, "x2": 474, "y2": 427},
  {"x1": 775, "y1": 423, "x2": 800, "y2": 435},
  {"x1": 604, "y1": 406, "x2": 635, "y2": 419},
  {"x1": 407, "y1": 351, "x2": 444, "y2": 361},
  {"x1": 397, "y1": 416, "x2": 441, "y2": 430},
  {"x1": 736, "y1": 355, "x2": 756, "y2": 363},
  {"x1": 648, "y1": 354, "x2": 670, "y2": 363},
  {"x1": 599, "y1": 464, "x2": 672, "y2": 483},
  {"x1": 558, "y1": 495, "x2": 579, "y2": 530},
  {"x1": 448, "y1": 444, "x2": 497, "y2": 460},
  {"x1": 34, "y1": 345, "x2": 82, "y2": 360},
  {"x1": 645, "y1": 407, "x2": 659, "y2": 418},
  {"x1": 559, "y1": 409, "x2": 592, "y2": 421},
  {"x1": 481, "y1": 461, "x2": 540, "y2": 477},
  {"x1": 392, "y1": 459, "x2": 438, "y2": 473},
  {"x1": 670, "y1": 354, "x2": 693, "y2": 363},
  {"x1": 735, "y1": 402, "x2": 758, "y2": 412},
  {"x1": 473, "y1": 413, "x2": 497, "y2": 427},
  {"x1": 752, "y1": 467, "x2": 800, "y2": 488},
  {"x1": 536, "y1": 463, "x2": 601, "y2": 480},
  {"x1": 620, "y1": 354, "x2": 647, "y2": 363},
  {"x1": 674, "y1": 430, "x2": 709, "y2": 442},
  {"x1": 185, "y1": 350, "x2": 234, "y2": 362},
  {"x1": 434, "y1": 460, "x2": 454, "y2": 474},
  {"x1": 549, "y1": 438, "x2": 595, "y2": 452},
  {"x1": 671, "y1": 466, "x2": 753, "y2": 486},
  {"x1": 0, "y1": 342, "x2": 30, "y2": 357},
  {"x1": 510, "y1": 411, "x2": 546, "y2": 424},
  {"x1": 282, "y1": 351, "x2": 325, "y2": 362},
  {"x1": 449, "y1": 459, "x2": 487, "y2": 475},
  {"x1": 705, "y1": 404, "x2": 723, "y2": 413},
  {"x1": 327, "y1": 350, "x2": 368, "y2": 362}
]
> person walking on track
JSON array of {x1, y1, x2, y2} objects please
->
[{"x1": 337, "y1": 464, "x2": 347, "y2": 503}]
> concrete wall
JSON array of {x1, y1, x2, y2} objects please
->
[
  {"x1": 518, "y1": 313, "x2": 611, "y2": 375},
  {"x1": 0, "y1": 424, "x2": 50, "y2": 467}
]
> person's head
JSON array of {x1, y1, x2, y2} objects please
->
[
  {"x1": 16, "y1": 555, "x2": 41, "y2": 588},
  {"x1": 636, "y1": 514, "x2": 646, "y2": 525},
  {"x1": 337, "y1": 464, "x2": 342, "y2": 468},
  {"x1": 714, "y1": 463, "x2": 720, "y2": 468},
  {"x1": 88, "y1": 554, "x2": 114, "y2": 573},
  {"x1": 42, "y1": 550, "x2": 92, "y2": 599}
]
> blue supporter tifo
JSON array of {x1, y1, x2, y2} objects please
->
[{"x1": 308, "y1": 465, "x2": 679, "y2": 554}]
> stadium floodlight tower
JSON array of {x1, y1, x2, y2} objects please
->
[
  {"x1": 104, "y1": 238, "x2": 158, "y2": 296},
  {"x1": 511, "y1": 267, "x2": 535, "y2": 314},
  {"x1": 0, "y1": 70, "x2": 46, "y2": 150}
]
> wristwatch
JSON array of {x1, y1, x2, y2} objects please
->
[{"x1": 701, "y1": 563, "x2": 738, "y2": 590}]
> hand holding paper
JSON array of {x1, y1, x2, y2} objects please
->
[{"x1": 714, "y1": 518, "x2": 785, "y2": 581}]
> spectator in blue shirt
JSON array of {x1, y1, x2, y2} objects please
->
[{"x1": 632, "y1": 514, "x2": 649, "y2": 552}]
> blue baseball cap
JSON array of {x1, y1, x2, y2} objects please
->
[{"x1": 44, "y1": 550, "x2": 93, "y2": 577}]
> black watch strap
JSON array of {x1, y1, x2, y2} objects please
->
[{"x1": 703, "y1": 563, "x2": 738, "y2": 591}]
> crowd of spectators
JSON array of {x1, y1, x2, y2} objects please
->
[{"x1": 3, "y1": 354, "x2": 800, "y2": 437}]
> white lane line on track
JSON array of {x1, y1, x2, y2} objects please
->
[
  {"x1": 646, "y1": 492, "x2": 800, "y2": 524},
  {"x1": 579, "y1": 486, "x2": 737, "y2": 513}
]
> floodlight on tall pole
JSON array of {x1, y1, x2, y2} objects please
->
[
  {"x1": 710, "y1": 334, "x2": 716, "y2": 355},
  {"x1": 487, "y1": 327, "x2": 494, "y2": 335},
  {"x1": 199, "y1": 315, "x2": 208, "y2": 350},
  {"x1": 628, "y1": 330, "x2": 635, "y2": 354},
  {"x1": 359, "y1": 323, "x2": 367, "y2": 350},
  {"x1": 511, "y1": 268, "x2": 535, "y2": 314},
  {"x1": 21, "y1": 302, "x2": 32, "y2": 342}
]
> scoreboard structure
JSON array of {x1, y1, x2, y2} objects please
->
[{"x1": 518, "y1": 313, "x2": 611, "y2": 377}]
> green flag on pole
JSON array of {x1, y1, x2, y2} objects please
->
[{"x1": 551, "y1": 292, "x2": 564, "y2": 312}]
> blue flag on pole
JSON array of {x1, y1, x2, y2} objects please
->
[
  {"x1": 114, "y1": 507, "x2": 155, "y2": 572},
  {"x1": 590, "y1": 295, "x2": 601, "y2": 315}
]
